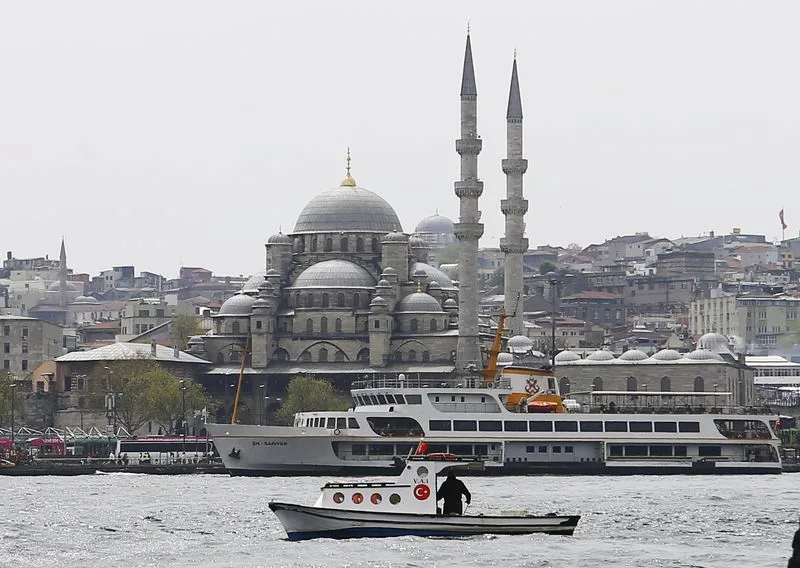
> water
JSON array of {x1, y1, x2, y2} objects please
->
[{"x1": 1, "y1": 472, "x2": 797, "y2": 568}]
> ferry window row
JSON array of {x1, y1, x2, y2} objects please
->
[
  {"x1": 353, "y1": 393, "x2": 423, "y2": 406},
  {"x1": 427, "y1": 419, "x2": 701, "y2": 433},
  {"x1": 300, "y1": 417, "x2": 360, "y2": 429}
]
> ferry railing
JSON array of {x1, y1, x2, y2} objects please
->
[{"x1": 352, "y1": 376, "x2": 510, "y2": 390}]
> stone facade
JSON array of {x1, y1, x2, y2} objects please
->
[{"x1": 1, "y1": 315, "x2": 64, "y2": 380}]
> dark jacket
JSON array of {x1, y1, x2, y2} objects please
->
[{"x1": 436, "y1": 474, "x2": 471, "y2": 515}]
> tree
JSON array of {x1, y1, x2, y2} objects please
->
[
  {"x1": 0, "y1": 372, "x2": 22, "y2": 428},
  {"x1": 273, "y1": 376, "x2": 350, "y2": 425},
  {"x1": 143, "y1": 368, "x2": 207, "y2": 434},
  {"x1": 172, "y1": 315, "x2": 204, "y2": 351},
  {"x1": 539, "y1": 261, "x2": 557, "y2": 275}
]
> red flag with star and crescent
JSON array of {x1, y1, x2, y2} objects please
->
[{"x1": 780, "y1": 209, "x2": 788, "y2": 230}]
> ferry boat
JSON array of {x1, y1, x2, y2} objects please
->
[
  {"x1": 208, "y1": 364, "x2": 782, "y2": 476},
  {"x1": 269, "y1": 453, "x2": 580, "y2": 540}
]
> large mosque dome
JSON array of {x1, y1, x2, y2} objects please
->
[
  {"x1": 293, "y1": 180, "x2": 402, "y2": 234},
  {"x1": 415, "y1": 214, "x2": 454, "y2": 235}
]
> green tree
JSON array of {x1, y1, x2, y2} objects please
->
[
  {"x1": 143, "y1": 368, "x2": 207, "y2": 434},
  {"x1": 273, "y1": 376, "x2": 350, "y2": 425},
  {"x1": 172, "y1": 315, "x2": 204, "y2": 351},
  {"x1": 0, "y1": 372, "x2": 23, "y2": 428},
  {"x1": 539, "y1": 261, "x2": 557, "y2": 275}
]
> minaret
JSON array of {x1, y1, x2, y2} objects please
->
[
  {"x1": 58, "y1": 237, "x2": 68, "y2": 307},
  {"x1": 453, "y1": 33, "x2": 484, "y2": 372},
  {"x1": 501, "y1": 55, "x2": 528, "y2": 336}
]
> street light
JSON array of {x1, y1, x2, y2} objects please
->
[
  {"x1": 259, "y1": 384, "x2": 265, "y2": 425},
  {"x1": 545, "y1": 272, "x2": 574, "y2": 371},
  {"x1": 10, "y1": 383, "x2": 17, "y2": 454},
  {"x1": 179, "y1": 380, "x2": 187, "y2": 456}
]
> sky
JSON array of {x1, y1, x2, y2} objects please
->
[{"x1": 1, "y1": 1, "x2": 799, "y2": 279}]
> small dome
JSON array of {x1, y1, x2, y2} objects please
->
[
  {"x1": 382, "y1": 267, "x2": 398, "y2": 276},
  {"x1": 413, "y1": 269, "x2": 427, "y2": 277},
  {"x1": 428, "y1": 281, "x2": 441, "y2": 290},
  {"x1": 507, "y1": 335, "x2": 534, "y2": 353},
  {"x1": 443, "y1": 298, "x2": 458, "y2": 309},
  {"x1": 293, "y1": 183, "x2": 402, "y2": 234},
  {"x1": 497, "y1": 352, "x2": 514, "y2": 366},
  {"x1": 252, "y1": 298, "x2": 270, "y2": 308},
  {"x1": 395, "y1": 292, "x2": 443, "y2": 313},
  {"x1": 681, "y1": 350, "x2": 724, "y2": 362},
  {"x1": 258, "y1": 280, "x2": 274, "y2": 291},
  {"x1": 382, "y1": 231, "x2": 409, "y2": 243},
  {"x1": 697, "y1": 333, "x2": 733, "y2": 354},
  {"x1": 219, "y1": 294, "x2": 256, "y2": 316},
  {"x1": 415, "y1": 214, "x2": 455, "y2": 235},
  {"x1": 410, "y1": 262, "x2": 454, "y2": 289},
  {"x1": 266, "y1": 268, "x2": 281, "y2": 277},
  {"x1": 618, "y1": 349, "x2": 649, "y2": 362},
  {"x1": 267, "y1": 232, "x2": 292, "y2": 245},
  {"x1": 409, "y1": 236, "x2": 427, "y2": 248},
  {"x1": 376, "y1": 279, "x2": 391, "y2": 287},
  {"x1": 48, "y1": 281, "x2": 79, "y2": 292},
  {"x1": 242, "y1": 272, "x2": 266, "y2": 292},
  {"x1": 555, "y1": 350, "x2": 581, "y2": 363},
  {"x1": 370, "y1": 295, "x2": 389, "y2": 307},
  {"x1": 73, "y1": 295, "x2": 96, "y2": 304},
  {"x1": 650, "y1": 349, "x2": 682, "y2": 361},
  {"x1": 292, "y1": 260, "x2": 376, "y2": 289},
  {"x1": 586, "y1": 350, "x2": 615, "y2": 362}
]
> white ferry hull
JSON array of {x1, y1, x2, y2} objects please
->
[{"x1": 269, "y1": 502, "x2": 580, "y2": 540}]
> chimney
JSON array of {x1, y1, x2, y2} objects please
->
[
  {"x1": 174, "y1": 343, "x2": 180, "y2": 358},
  {"x1": 709, "y1": 230, "x2": 714, "y2": 239},
  {"x1": 150, "y1": 340, "x2": 157, "y2": 356}
]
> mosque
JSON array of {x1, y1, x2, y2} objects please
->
[{"x1": 189, "y1": 33, "x2": 532, "y2": 396}]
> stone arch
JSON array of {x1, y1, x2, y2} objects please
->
[
  {"x1": 300, "y1": 352, "x2": 312, "y2": 362},
  {"x1": 626, "y1": 376, "x2": 637, "y2": 392},
  {"x1": 334, "y1": 350, "x2": 345, "y2": 362},
  {"x1": 694, "y1": 376, "x2": 705, "y2": 392},
  {"x1": 559, "y1": 377, "x2": 571, "y2": 395},
  {"x1": 592, "y1": 376, "x2": 603, "y2": 391},
  {"x1": 356, "y1": 348, "x2": 370, "y2": 361},
  {"x1": 392, "y1": 339, "x2": 427, "y2": 362},
  {"x1": 300, "y1": 341, "x2": 349, "y2": 363},
  {"x1": 660, "y1": 376, "x2": 671, "y2": 392},
  {"x1": 272, "y1": 348, "x2": 289, "y2": 362}
]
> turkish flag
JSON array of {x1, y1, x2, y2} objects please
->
[
  {"x1": 415, "y1": 439, "x2": 429, "y2": 455},
  {"x1": 780, "y1": 209, "x2": 788, "y2": 230}
]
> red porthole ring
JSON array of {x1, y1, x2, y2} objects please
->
[
  {"x1": 352, "y1": 492, "x2": 364, "y2": 504},
  {"x1": 370, "y1": 493, "x2": 382, "y2": 505},
  {"x1": 333, "y1": 492, "x2": 344, "y2": 504}
]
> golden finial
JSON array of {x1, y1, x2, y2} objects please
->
[
  {"x1": 416, "y1": 282, "x2": 422, "y2": 293},
  {"x1": 340, "y1": 147, "x2": 357, "y2": 186},
  {"x1": 467, "y1": 20, "x2": 471, "y2": 35},
  {"x1": 513, "y1": 48, "x2": 517, "y2": 60}
]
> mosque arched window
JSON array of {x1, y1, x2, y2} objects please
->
[
  {"x1": 216, "y1": 352, "x2": 225, "y2": 364},
  {"x1": 324, "y1": 238, "x2": 333, "y2": 252},
  {"x1": 320, "y1": 317, "x2": 328, "y2": 332},
  {"x1": 306, "y1": 294, "x2": 314, "y2": 308},
  {"x1": 341, "y1": 237, "x2": 349, "y2": 252},
  {"x1": 410, "y1": 319, "x2": 418, "y2": 332},
  {"x1": 353, "y1": 293, "x2": 360, "y2": 308},
  {"x1": 310, "y1": 236, "x2": 317, "y2": 252},
  {"x1": 301, "y1": 351, "x2": 312, "y2": 362},
  {"x1": 356, "y1": 237, "x2": 364, "y2": 252},
  {"x1": 272, "y1": 348, "x2": 289, "y2": 362},
  {"x1": 560, "y1": 377, "x2": 571, "y2": 395},
  {"x1": 422, "y1": 351, "x2": 430, "y2": 362},
  {"x1": 626, "y1": 376, "x2": 637, "y2": 392},
  {"x1": 660, "y1": 376, "x2": 671, "y2": 392},
  {"x1": 319, "y1": 348, "x2": 328, "y2": 362},
  {"x1": 298, "y1": 237, "x2": 306, "y2": 253},
  {"x1": 371, "y1": 238, "x2": 379, "y2": 252},
  {"x1": 694, "y1": 376, "x2": 705, "y2": 392},
  {"x1": 592, "y1": 377, "x2": 603, "y2": 391},
  {"x1": 337, "y1": 293, "x2": 345, "y2": 307},
  {"x1": 295, "y1": 293, "x2": 301, "y2": 308},
  {"x1": 374, "y1": 320, "x2": 380, "y2": 329},
  {"x1": 394, "y1": 351, "x2": 402, "y2": 361},
  {"x1": 306, "y1": 319, "x2": 313, "y2": 333},
  {"x1": 430, "y1": 319, "x2": 437, "y2": 331},
  {"x1": 335, "y1": 318, "x2": 342, "y2": 333},
  {"x1": 408, "y1": 349, "x2": 417, "y2": 361},
  {"x1": 322, "y1": 293, "x2": 330, "y2": 308},
  {"x1": 335, "y1": 351, "x2": 345, "y2": 362},
  {"x1": 232, "y1": 321, "x2": 241, "y2": 335},
  {"x1": 357, "y1": 348, "x2": 370, "y2": 361}
]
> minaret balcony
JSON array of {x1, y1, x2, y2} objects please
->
[
  {"x1": 455, "y1": 138, "x2": 483, "y2": 155},
  {"x1": 500, "y1": 198, "x2": 529, "y2": 216},
  {"x1": 500, "y1": 238, "x2": 529, "y2": 254},
  {"x1": 453, "y1": 222, "x2": 484, "y2": 241},
  {"x1": 454, "y1": 180, "x2": 484, "y2": 199},
  {"x1": 501, "y1": 158, "x2": 528, "y2": 174}
]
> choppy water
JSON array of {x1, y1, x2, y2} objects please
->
[{"x1": 1, "y1": 472, "x2": 798, "y2": 568}]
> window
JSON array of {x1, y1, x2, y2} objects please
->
[
  {"x1": 649, "y1": 445, "x2": 672, "y2": 457},
  {"x1": 580, "y1": 421, "x2": 603, "y2": 432},
  {"x1": 335, "y1": 318, "x2": 342, "y2": 333},
  {"x1": 453, "y1": 420, "x2": 477, "y2": 431},
  {"x1": 232, "y1": 321, "x2": 241, "y2": 334},
  {"x1": 626, "y1": 376, "x2": 638, "y2": 391},
  {"x1": 324, "y1": 238, "x2": 333, "y2": 252},
  {"x1": 374, "y1": 320, "x2": 380, "y2": 329},
  {"x1": 216, "y1": 352, "x2": 225, "y2": 364},
  {"x1": 318, "y1": 348, "x2": 329, "y2": 362},
  {"x1": 629, "y1": 421, "x2": 653, "y2": 433},
  {"x1": 592, "y1": 377, "x2": 603, "y2": 391},
  {"x1": 430, "y1": 319, "x2": 437, "y2": 331},
  {"x1": 422, "y1": 351, "x2": 430, "y2": 362},
  {"x1": 554, "y1": 421, "x2": 578, "y2": 432},
  {"x1": 2, "y1": 343, "x2": 8, "y2": 354},
  {"x1": 609, "y1": 445, "x2": 623, "y2": 457},
  {"x1": 356, "y1": 237, "x2": 364, "y2": 252},
  {"x1": 21, "y1": 360, "x2": 28, "y2": 371},
  {"x1": 624, "y1": 445, "x2": 648, "y2": 457},
  {"x1": 295, "y1": 293, "x2": 301, "y2": 307},
  {"x1": 479, "y1": 420, "x2": 502, "y2": 432},
  {"x1": 526, "y1": 446, "x2": 537, "y2": 453},
  {"x1": 605, "y1": 421, "x2": 627, "y2": 432},
  {"x1": 694, "y1": 376, "x2": 705, "y2": 392},
  {"x1": 429, "y1": 420, "x2": 451, "y2": 431},
  {"x1": 341, "y1": 237, "x2": 348, "y2": 252},
  {"x1": 654, "y1": 422, "x2": 677, "y2": 433},
  {"x1": 320, "y1": 317, "x2": 328, "y2": 332},
  {"x1": 407, "y1": 349, "x2": 416, "y2": 361},
  {"x1": 301, "y1": 352, "x2": 312, "y2": 362},
  {"x1": 538, "y1": 446, "x2": 548, "y2": 453},
  {"x1": 2, "y1": 326, "x2": 9, "y2": 336},
  {"x1": 660, "y1": 376, "x2": 671, "y2": 392},
  {"x1": 559, "y1": 377, "x2": 570, "y2": 395},
  {"x1": 255, "y1": 320, "x2": 262, "y2": 330},
  {"x1": 565, "y1": 446, "x2": 574, "y2": 454},
  {"x1": 552, "y1": 446, "x2": 562, "y2": 454},
  {"x1": 353, "y1": 293, "x2": 360, "y2": 308},
  {"x1": 371, "y1": 238, "x2": 379, "y2": 252},
  {"x1": 335, "y1": 351, "x2": 345, "y2": 362},
  {"x1": 504, "y1": 421, "x2": 527, "y2": 432},
  {"x1": 674, "y1": 446, "x2": 688, "y2": 457},
  {"x1": 306, "y1": 294, "x2": 314, "y2": 308},
  {"x1": 336, "y1": 293, "x2": 345, "y2": 307},
  {"x1": 405, "y1": 394, "x2": 422, "y2": 404},
  {"x1": 306, "y1": 319, "x2": 313, "y2": 333},
  {"x1": 322, "y1": 294, "x2": 330, "y2": 308},
  {"x1": 698, "y1": 445, "x2": 722, "y2": 457},
  {"x1": 529, "y1": 421, "x2": 553, "y2": 432},
  {"x1": 679, "y1": 422, "x2": 700, "y2": 433},
  {"x1": 352, "y1": 444, "x2": 366, "y2": 455},
  {"x1": 2, "y1": 360, "x2": 9, "y2": 370}
]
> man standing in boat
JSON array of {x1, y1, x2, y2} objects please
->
[{"x1": 437, "y1": 470, "x2": 471, "y2": 515}]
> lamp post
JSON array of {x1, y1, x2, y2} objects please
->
[
  {"x1": 259, "y1": 384, "x2": 265, "y2": 425},
  {"x1": 179, "y1": 380, "x2": 187, "y2": 456},
  {"x1": 10, "y1": 383, "x2": 16, "y2": 454},
  {"x1": 545, "y1": 272, "x2": 574, "y2": 371}
]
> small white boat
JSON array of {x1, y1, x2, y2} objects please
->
[{"x1": 269, "y1": 454, "x2": 580, "y2": 540}]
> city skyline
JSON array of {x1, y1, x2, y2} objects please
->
[{"x1": 2, "y1": 2, "x2": 799, "y2": 277}]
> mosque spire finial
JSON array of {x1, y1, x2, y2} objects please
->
[{"x1": 340, "y1": 147, "x2": 357, "y2": 186}]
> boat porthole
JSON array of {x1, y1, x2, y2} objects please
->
[
  {"x1": 352, "y1": 492, "x2": 364, "y2": 504},
  {"x1": 370, "y1": 493, "x2": 382, "y2": 505},
  {"x1": 389, "y1": 493, "x2": 401, "y2": 505},
  {"x1": 416, "y1": 466, "x2": 428, "y2": 477},
  {"x1": 333, "y1": 492, "x2": 344, "y2": 504}
]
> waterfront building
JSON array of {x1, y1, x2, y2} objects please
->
[{"x1": 1, "y1": 315, "x2": 65, "y2": 380}]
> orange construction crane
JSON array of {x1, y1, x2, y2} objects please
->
[{"x1": 481, "y1": 292, "x2": 520, "y2": 385}]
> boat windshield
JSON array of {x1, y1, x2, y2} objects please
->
[{"x1": 713, "y1": 419, "x2": 772, "y2": 439}]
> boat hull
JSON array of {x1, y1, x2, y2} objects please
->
[{"x1": 269, "y1": 502, "x2": 580, "y2": 540}]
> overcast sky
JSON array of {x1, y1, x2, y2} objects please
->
[{"x1": 1, "y1": 1, "x2": 799, "y2": 278}]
